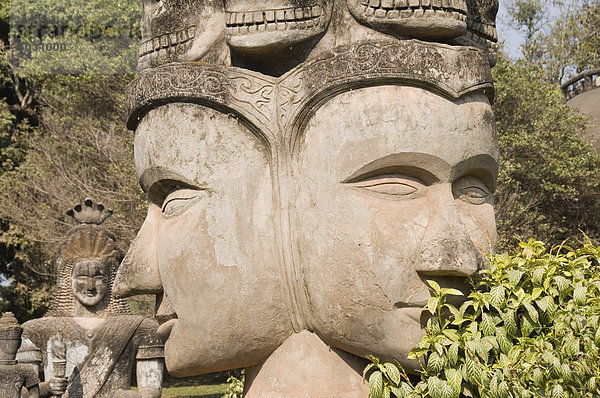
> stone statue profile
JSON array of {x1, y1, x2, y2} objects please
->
[
  {"x1": 114, "y1": 0, "x2": 500, "y2": 396},
  {"x1": 18, "y1": 199, "x2": 163, "y2": 398},
  {"x1": 0, "y1": 312, "x2": 40, "y2": 398}
]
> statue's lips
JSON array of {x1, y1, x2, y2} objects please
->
[
  {"x1": 357, "y1": 1, "x2": 467, "y2": 21},
  {"x1": 157, "y1": 318, "x2": 177, "y2": 343}
]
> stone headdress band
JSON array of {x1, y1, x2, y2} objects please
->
[
  {"x1": 46, "y1": 224, "x2": 131, "y2": 317},
  {"x1": 126, "y1": 39, "x2": 493, "y2": 148}
]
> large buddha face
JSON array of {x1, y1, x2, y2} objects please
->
[
  {"x1": 291, "y1": 85, "x2": 498, "y2": 371},
  {"x1": 120, "y1": 103, "x2": 293, "y2": 376}
]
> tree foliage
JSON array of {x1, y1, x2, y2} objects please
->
[
  {"x1": 0, "y1": 0, "x2": 143, "y2": 319},
  {"x1": 493, "y1": 53, "x2": 600, "y2": 251},
  {"x1": 367, "y1": 239, "x2": 600, "y2": 397},
  {"x1": 0, "y1": 74, "x2": 145, "y2": 270},
  {"x1": 10, "y1": 0, "x2": 141, "y2": 75}
]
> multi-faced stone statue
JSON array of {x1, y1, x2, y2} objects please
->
[
  {"x1": 115, "y1": 13, "x2": 499, "y2": 390},
  {"x1": 0, "y1": 312, "x2": 40, "y2": 398},
  {"x1": 18, "y1": 199, "x2": 164, "y2": 398},
  {"x1": 116, "y1": 0, "x2": 500, "y2": 392}
]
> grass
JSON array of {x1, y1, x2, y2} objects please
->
[
  {"x1": 132, "y1": 371, "x2": 233, "y2": 397},
  {"x1": 161, "y1": 383, "x2": 227, "y2": 397}
]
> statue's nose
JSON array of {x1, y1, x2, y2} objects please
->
[
  {"x1": 414, "y1": 185, "x2": 485, "y2": 277},
  {"x1": 114, "y1": 205, "x2": 163, "y2": 298}
]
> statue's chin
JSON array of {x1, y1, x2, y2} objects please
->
[{"x1": 75, "y1": 295, "x2": 104, "y2": 307}]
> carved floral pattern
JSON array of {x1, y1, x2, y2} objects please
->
[{"x1": 127, "y1": 40, "x2": 493, "y2": 144}]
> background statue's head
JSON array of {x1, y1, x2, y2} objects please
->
[
  {"x1": 0, "y1": 312, "x2": 23, "y2": 361},
  {"x1": 71, "y1": 258, "x2": 109, "y2": 307},
  {"x1": 46, "y1": 199, "x2": 130, "y2": 317}
]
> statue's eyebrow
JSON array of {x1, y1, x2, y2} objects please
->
[
  {"x1": 138, "y1": 166, "x2": 197, "y2": 193},
  {"x1": 342, "y1": 153, "x2": 451, "y2": 184},
  {"x1": 451, "y1": 154, "x2": 499, "y2": 192}
]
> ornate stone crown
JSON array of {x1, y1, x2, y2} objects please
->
[
  {"x1": 66, "y1": 198, "x2": 113, "y2": 225},
  {"x1": 127, "y1": 39, "x2": 494, "y2": 139}
]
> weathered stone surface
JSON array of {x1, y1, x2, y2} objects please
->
[
  {"x1": 116, "y1": 0, "x2": 499, "y2": 394},
  {"x1": 347, "y1": 0, "x2": 468, "y2": 39},
  {"x1": 451, "y1": 0, "x2": 499, "y2": 64},
  {"x1": 0, "y1": 312, "x2": 40, "y2": 398},
  {"x1": 243, "y1": 331, "x2": 371, "y2": 397},
  {"x1": 18, "y1": 199, "x2": 164, "y2": 398}
]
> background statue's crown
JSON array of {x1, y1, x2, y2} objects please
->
[
  {"x1": 66, "y1": 198, "x2": 113, "y2": 225},
  {"x1": 0, "y1": 312, "x2": 22, "y2": 339}
]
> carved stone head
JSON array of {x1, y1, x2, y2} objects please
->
[
  {"x1": 290, "y1": 84, "x2": 497, "y2": 371},
  {"x1": 225, "y1": 0, "x2": 333, "y2": 55},
  {"x1": 116, "y1": 41, "x2": 498, "y2": 375},
  {"x1": 71, "y1": 259, "x2": 109, "y2": 307},
  {"x1": 137, "y1": 0, "x2": 227, "y2": 71},
  {"x1": 0, "y1": 313, "x2": 22, "y2": 361},
  {"x1": 46, "y1": 199, "x2": 130, "y2": 317},
  {"x1": 347, "y1": 0, "x2": 468, "y2": 39}
]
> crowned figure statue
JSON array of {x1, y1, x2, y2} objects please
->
[{"x1": 18, "y1": 199, "x2": 163, "y2": 398}]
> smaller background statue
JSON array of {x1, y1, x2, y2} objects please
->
[
  {"x1": 0, "y1": 312, "x2": 40, "y2": 398},
  {"x1": 18, "y1": 199, "x2": 163, "y2": 398}
]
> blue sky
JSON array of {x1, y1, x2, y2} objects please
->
[
  {"x1": 497, "y1": 0, "x2": 572, "y2": 59},
  {"x1": 497, "y1": 0, "x2": 526, "y2": 59}
]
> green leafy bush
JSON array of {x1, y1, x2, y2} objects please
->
[
  {"x1": 222, "y1": 370, "x2": 245, "y2": 398},
  {"x1": 366, "y1": 239, "x2": 600, "y2": 398}
]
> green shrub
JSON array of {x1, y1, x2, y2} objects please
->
[
  {"x1": 366, "y1": 239, "x2": 600, "y2": 398},
  {"x1": 222, "y1": 370, "x2": 245, "y2": 398}
]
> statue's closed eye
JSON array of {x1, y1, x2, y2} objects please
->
[
  {"x1": 162, "y1": 188, "x2": 203, "y2": 218},
  {"x1": 348, "y1": 174, "x2": 425, "y2": 200},
  {"x1": 452, "y1": 175, "x2": 491, "y2": 205}
]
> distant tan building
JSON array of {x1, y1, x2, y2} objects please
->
[{"x1": 561, "y1": 68, "x2": 600, "y2": 151}]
